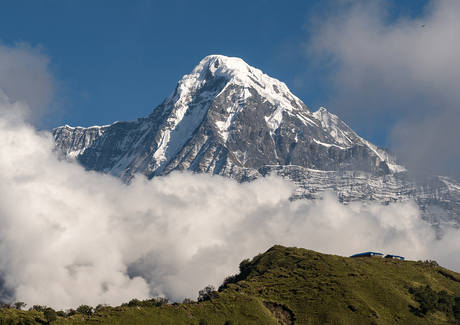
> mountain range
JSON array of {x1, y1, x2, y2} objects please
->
[{"x1": 52, "y1": 55, "x2": 460, "y2": 230}]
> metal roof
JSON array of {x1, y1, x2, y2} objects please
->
[
  {"x1": 350, "y1": 252, "x2": 384, "y2": 257},
  {"x1": 384, "y1": 254, "x2": 405, "y2": 260}
]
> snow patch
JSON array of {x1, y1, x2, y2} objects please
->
[{"x1": 313, "y1": 139, "x2": 348, "y2": 149}]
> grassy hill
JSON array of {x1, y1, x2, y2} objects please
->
[{"x1": 2, "y1": 245, "x2": 460, "y2": 324}]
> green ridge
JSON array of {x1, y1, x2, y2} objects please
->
[{"x1": 2, "y1": 245, "x2": 460, "y2": 324}]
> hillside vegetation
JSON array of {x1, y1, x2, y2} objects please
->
[{"x1": 2, "y1": 245, "x2": 460, "y2": 324}]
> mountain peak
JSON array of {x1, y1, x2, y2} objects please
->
[
  {"x1": 51, "y1": 55, "x2": 459, "y2": 229},
  {"x1": 197, "y1": 55, "x2": 291, "y2": 93},
  {"x1": 199, "y1": 55, "x2": 254, "y2": 80},
  {"x1": 54, "y1": 55, "x2": 394, "y2": 180},
  {"x1": 168, "y1": 55, "x2": 309, "y2": 122}
]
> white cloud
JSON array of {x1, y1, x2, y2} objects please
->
[
  {"x1": 305, "y1": 0, "x2": 460, "y2": 172},
  {"x1": 0, "y1": 42, "x2": 59, "y2": 126},
  {"x1": 1, "y1": 96, "x2": 458, "y2": 309}
]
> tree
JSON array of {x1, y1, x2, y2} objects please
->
[
  {"x1": 76, "y1": 304, "x2": 93, "y2": 316},
  {"x1": 219, "y1": 275, "x2": 237, "y2": 291},
  {"x1": 95, "y1": 303, "x2": 110, "y2": 312},
  {"x1": 0, "y1": 302, "x2": 11, "y2": 309},
  {"x1": 56, "y1": 310, "x2": 66, "y2": 317},
  {"x1": 65, "y1": 308, "x2": 77, "y2": 317},
  {"x1": 198, "y1": 285, "x2": 219, "y2": 302},
  {"x1": 31, "y1": 305, "x2": 46, "y2": 312},
  {"x1": 154, "y1": 297, "x2": 169, "y2": 307},
  {"x1": 44, "y1": 308, "x2": 57, "y2": 323},
  {"x1": 14, "y1": 302, "x2": 26, "y2": 310},
  {"x1": 126, "y1": 299, "x2": 142, "y2": 307}
]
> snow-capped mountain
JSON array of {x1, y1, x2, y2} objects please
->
[{"x1": 52, "y1": 55, "x2": 460, "y2": 228}]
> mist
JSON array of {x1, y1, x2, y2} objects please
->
[
  {"x1": 0, "y1": 42, "x2": 59, "y2": 127},
  {"x1": 1, "y1": 93, "x2": 459, "y2": 309},
  {"x1": 305, "y1": 0, "x2": 460, "y2": 172}
]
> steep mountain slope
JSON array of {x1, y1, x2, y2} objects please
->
[
  {"x1": 53, "y1": 55, "x2": 391, "y2": 180},
  {"x1": 52, "y1": 55, "x2": 460, "y2": 227}
]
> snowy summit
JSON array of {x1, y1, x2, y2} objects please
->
[{"x1": 52, "y1": 55, "x2": 460, "y2": 227}]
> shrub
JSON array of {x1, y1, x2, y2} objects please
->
[
  {"x1": 154, "y1": 297, "x2": 169, "y2": 307},
  {"x1": 95, "y1": 303, "x2": 110, "y2": 312},
  {"x1": 409, "y1": 285, "x2": 438, "y2": 314},
  {"x1": 198, "y1": 285, "x2": 219, "y2": 302},
  {"x1": 239, "y1": 258, "x2": 251, "y2": 274},
  {"x1": 65, "y1": 308, "x2": 77, "y2": 317},
  {"x1": 126, "y1": 299, "x2": 142, "y2": 307},
  {"x1": 22, "y1": 316, "x2": 35, "y2": 325},
  {"x1": 409, "y1": 285, "x2": 460, "y2": 321},
  {"x1": 31, "y1": 305, "x2": 46, "y2": 312},
  {"x1": 56, "y1": 310, "x2": 66, "y2": 317},
  {"x1": 125, "y1": 298, "x2": 156, "y2": 308},
  {"x1": 418, "y1": 260, "x2": 440, "y2": 267},
  {"x1": 44, "y1": 307, "x2": 57, "y2": 323},
  {"x1": 76, "y1": 304, "x2": 93, "y2": 316},
  {"x1": 219, "y1": 275, "x2": 237, "y2": 291},
  {"x1": 13, "y1": 302, "x2": 26, "y2": 310}
]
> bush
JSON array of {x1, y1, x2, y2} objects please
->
[
  {"x1": 22, "y1": 316, "x2": 35, "y2": 325},
  {"x1": 31, "y1": 305, "x2": 46, "y2": 312},
  {"x1": 409, "y1": 285, "x2": 438, "y2": 314},
  {"x1": 154, "y1": 297, "x2": 169, "y2": 307},
  {"x1": 95, "y1": 303, "x2": 110, "y2": 312},
  {"x1": 44, "y1": 308, "x2": 57, "y2": 323},
  {"x1": 121, "y1": 297, "x2": 169, "y2": 308},
  {"x1": 65, "y1": 308, "x2": 77, "y2": 317},
  {"x1": 0, "y1": 302, "x2": 12, "y2": 309},
  {"x1": 125, "y1": 298, "x2": 155, "y2": 308},
  {"x1": 56, "y1": 310, "x2": 66, "y2": 317},
  {"x1": 126, "y1": 299, "x2": 143, "y2": 307},
  {"x1": 453, "y1": 297, "x2": 460, "y2": 320},
  {"x1": 198, "y1": 285, "x2": 219, "y2": 302},
  {"x1": 76, "y1": 304, "x2": 93, "y2": 316},
  {"x1": 219, "y1": 275, "x2": 237, "y2": 291},
  {"x1": 13, "y1": 302, "x2": 26, "y2": 310},
  {"x1": 409, "y1": 285, "x2": 460, "y2": 321},
  {"x1": 418, "y1": 260, "x2": 440, "y2": 267}
]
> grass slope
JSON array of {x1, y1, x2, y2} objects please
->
[{"x1": 2, "y1": 245, "x2": 460, "y2": 324}]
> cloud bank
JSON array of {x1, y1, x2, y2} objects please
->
[
  {"x1": 1, "y1": 95, "x2": 459, "y2": 309},
  {"x1": 305, "y1": 0, "x2": 460, "y2": 172}
]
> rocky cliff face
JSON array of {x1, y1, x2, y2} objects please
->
[
  {"x1": 52, "y1": 55, "x2": 460, "y2": 229},
  {"x1": 53, "y1": 125, "x2": 110, "y2": 161}
]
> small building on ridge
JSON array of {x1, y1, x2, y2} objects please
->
[
  {"x1": 350, "y1": 252, "x2": 384, "y2": 258},
  {"x1": 384, "y1": 254, "x2": 405, "y2": 260}
]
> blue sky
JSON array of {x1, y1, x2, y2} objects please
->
[{"x1": 1, "y1": 0, "x2": 459, "y2": 172}]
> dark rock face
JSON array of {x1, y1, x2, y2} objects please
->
[
  {"x1": 52, "y1": 125, "x2": 110, "y2": 161},
  {"x1": 52, "y1": 55, "x2": 460, "y2": 228}
]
